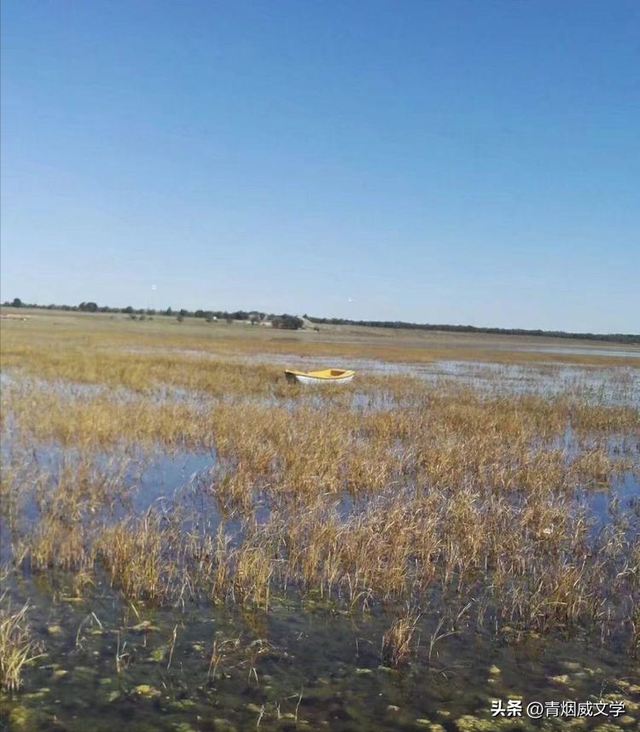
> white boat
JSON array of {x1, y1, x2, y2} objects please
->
[{"x1": 284, "y1": 368, "x2": 355, "y2": 385}]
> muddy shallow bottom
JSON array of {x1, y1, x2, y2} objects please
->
[{"x1": 2, "y1": 570, "x2": 639, "y2": 732}]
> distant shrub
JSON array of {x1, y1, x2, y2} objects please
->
[{"x1": 272, "y1": 314, "x2": 303, "y2": 330}]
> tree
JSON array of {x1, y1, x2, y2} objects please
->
[
  {"x1": 79, "y1": 301, "x2": 98, "y2": 312},
  {"x1": 122, "y1": 306, "x2": 134, "y2": 314},
  {"x1": 272, "y1": 314, "x2": 303, "y2": 330},
  {"x1": 12, "y1": 298, "x2": 22, "y2": 308}
]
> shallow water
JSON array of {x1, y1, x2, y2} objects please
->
[
  {"x1": 2, "y1": 365, "x2": 640, "y2": 731},
  {"x1": 4, "y1": 356, "x2": 639, "y2": 412},
  {"x1": 236, "y1": 355, "x2": 640, "y2": 407},
  {"x1": 505, "y1": 345, "x2": 640, "y2": 358},
  {"x1": 2, "y1": 563, "x2": 640, "y2": 732},
  {"x1": 582, "y1": 470, "x2": 640, "y2": 532}
]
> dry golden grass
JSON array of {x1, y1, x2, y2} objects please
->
[
  {"x1": 381, "y1": 607, "x2": 421, "y2": 665},
  {"x1": 2, "y1": 308, "x2": 639, "y2": 367},
  {"x1": 0, "y1": 598, "x2": 39, "y2": 692},
  {"x1": 96, "y1": 514, "x2": 178, "y2": 604},
  {"x1": 1, "y1": 309, "x2": 639, "y2": 686}
]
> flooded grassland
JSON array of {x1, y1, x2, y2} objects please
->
[{"x1": 1, "y1": 320, "x2": 639, "y2": 731}]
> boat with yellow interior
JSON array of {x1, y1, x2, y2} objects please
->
[{"x1": 284, "y1": 368, "x2": 355, "y2": 385}]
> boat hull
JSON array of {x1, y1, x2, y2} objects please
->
[{"x1": 285, "y1": 369, "x2": 355, "y2": 385}]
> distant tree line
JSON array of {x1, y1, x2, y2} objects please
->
[
  {"x1": 2, "y1": 299, "x2": 304, "y2": 330},
  {"x1": 2, "y1": 299, "x2": 637, "y2": 342},
  {"x1": 305, "y1": 316, "x2": 640, "y2": 345}
]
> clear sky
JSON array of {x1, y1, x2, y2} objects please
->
[{"x1": 1, "y1": 1, "x2": 638, "y2": 332}]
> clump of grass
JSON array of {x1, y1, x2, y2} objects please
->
[
  {"x1": 0, "y1": 597, "x2": 39, "y2": 692},
  {"x1": 381, "y1": 607, "x2": 421, "y2": 666},
  {"x1": 95, "y1": 513, "x2": 179, "y2": 605},
  {"x1": 21, "y1": 515, "x2": 88, "y2": 571}
]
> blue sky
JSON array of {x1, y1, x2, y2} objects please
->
[{"x1": 1, "y1": 1, "x2": 638, "y2": 332}]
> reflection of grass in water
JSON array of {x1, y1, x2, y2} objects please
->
[{"x1": 1, "y1": 315, "x2": 639, "y2": 718}]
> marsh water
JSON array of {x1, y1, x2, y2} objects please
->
[
  {"x1": 4, "y1": 572, "x2": 639, "y2": 732},
  {"x1": 1, "y1": 362, "x2": 639, "y2": 732}
]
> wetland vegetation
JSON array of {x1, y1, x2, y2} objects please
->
[{"x1": 0, "y1": 313, "x2": 639, "y2": 731}]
